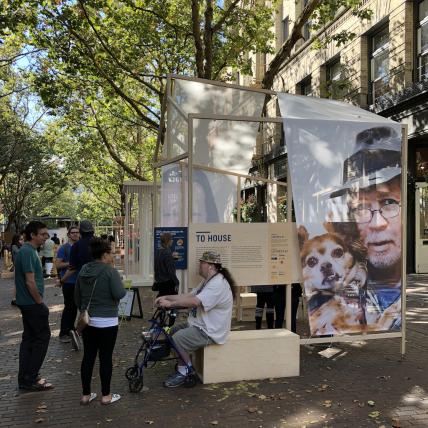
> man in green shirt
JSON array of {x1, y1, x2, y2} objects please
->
[{"x1": 15, "y1": 221, "x2": 54, "y2": 392}]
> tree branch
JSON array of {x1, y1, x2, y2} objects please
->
[
  {"x1": 203, "y1": 0, "x2": 214, "y2": 79},
  {"x1": 211, "y1": 0, "x2": 240, "y2": 33},
  {"x1": 262, "y1": 0, "x2": 322, "y2": 89},
  {"x1": 191, "y1": 0, "x2": 204, "y2": 77},
  {"x1": 0, "y1": 49, "x2": 43, "y2": 67},
  {"x1": 89, "y1": 105, "x2": 148, "y2": 182},
  {"x1": 77, "y1": 0, "x2": 162, "y2": 97},
  {"x1": 0, "y1": 85, "x2": 30, "y2": 99},
  {"x1": 41, "y1": 6, "x2": 159, "y2": 130}
]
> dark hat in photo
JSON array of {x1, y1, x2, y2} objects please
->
[
  {"x1": 199, "y1": 251, "x2": 222, "y2": 265},
  {"x1": 330, "y1": 126, "x2": 401, "y2": 199},
  {"x1": 79, "y1": 219, "x2": 94, "y2": 233}
]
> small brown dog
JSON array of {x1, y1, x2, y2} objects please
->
[{"x1": 298, "y1": 225, "x2": 368, "y2": 335}]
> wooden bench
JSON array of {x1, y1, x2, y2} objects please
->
[{"x1": 192, "y1": 329, "x2": 300, "y2": 384}]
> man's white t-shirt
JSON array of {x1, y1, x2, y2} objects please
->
[{"x1": 188, "y1": 273, "x2": 233, "y2": 344}]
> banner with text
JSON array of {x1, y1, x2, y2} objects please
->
[{"x1": 188, "y1": 223, "x2": 301, "y2": 287}]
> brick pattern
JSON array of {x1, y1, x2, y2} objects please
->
[{"x1": 0, "y1": 269, "x2": 428, "y2": 427}]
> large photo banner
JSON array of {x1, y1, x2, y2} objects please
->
[
  {"x1": 283, "y1": 117, "x2": 402, "y2": 336},
  {"x1": 188, "y1": 223, "x2": 301, "y2": 287}
]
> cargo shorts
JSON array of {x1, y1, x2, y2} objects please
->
[{"x1": 170, "y1": 322, "x2": 214, "y2": 353}]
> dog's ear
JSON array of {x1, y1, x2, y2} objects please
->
[
  {"x1": 297, "y1": 225, "x2": 309, "y2": 250},
  {"x1": 323, "y1": 221, "x2": 335, "y2": 234}
]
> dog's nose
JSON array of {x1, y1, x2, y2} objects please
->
[{"x1": 321, "y1": 262, "x2": 333, "y2": 273}]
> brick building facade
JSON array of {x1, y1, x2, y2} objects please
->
[{"x1": 240, "y1": 0, "x2": 428, "y2": 272}]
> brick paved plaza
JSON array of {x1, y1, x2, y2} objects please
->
[{"x1": 0, "y1": 274, "x2": 427, "y2": 428}]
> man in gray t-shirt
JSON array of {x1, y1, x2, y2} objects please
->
[{"x1": 155, "y1": 251, "x2": 234, "y2": 388}]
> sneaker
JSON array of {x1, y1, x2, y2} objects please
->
[
  {"x1": 163, "y1": 371, "x2": 187, "y2": 388},
  {"x1": 70, "y1": 330, "x2": 81, "y2": 351},
  {"x1": 59, "y1": 335, "x2": 71, "y2": 343}
]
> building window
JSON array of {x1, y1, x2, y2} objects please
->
[
  {"x1": 418, "y1": 0, "x2": 428, "y2": 81},
  {"x1": 299, "y1": 76, "x2": 312, "y2": 96},
  {"x1": 370, "y1": 26, "x2": 389, "y2": 102},
  {"x1": 282, "y1": 16, "x2": 289, "y2": 43},
  {"x1": 416, "y1": 147, "x2": 428, "y2": 180},
  {"x1": 326, "y1": 58, "x2": 342, "y2": 99}
]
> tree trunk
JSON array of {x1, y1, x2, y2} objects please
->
[{"x1": 262, "y1": 0, "x2": 322, "y2": 90}]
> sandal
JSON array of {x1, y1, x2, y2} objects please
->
[
  {"x1": 19, "y1": 380, "x2": 54, "y2": 392},
  {"x1": 80, "y1": 392, "x2": 97, "y2": 405},
  {"x1": 101, "y1": 393, "x2": 121, "y2": 405}
]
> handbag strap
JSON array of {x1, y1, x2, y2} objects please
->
[{"x1": 85, "y1": 278, "x2": 98, "y2": 311}]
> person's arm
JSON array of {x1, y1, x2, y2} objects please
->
[
  {"x1": 25, "y1": 272, "x2": 43, "y2": 304},
  {"x1": 74, "y1": 276, "x2": 81, "y2": 310},
  {"x1": 60, "y1": 267, "x2": 76, "y2": 284},
  {"x1": 155, "y1": 293, "x2": 201, "y2": 309},
  {"x1": 55, "y1": 257, "x2": 68, "y2": 270},
  {"x1": 60, "y1": 244, "x2": 77, "y2": 284},
  {"x1": 109, "y1": 268, "x2": 126, "y2": 300}
]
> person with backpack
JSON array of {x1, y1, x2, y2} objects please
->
[{"x1": 56, "y1": 226, "x2": 80, "y2": 344}]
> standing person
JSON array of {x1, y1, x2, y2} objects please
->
[
  {"x1": 273, "y1": 283, "x2": 302, "y2": 333},
  {"x1": 51, "y1": 233, "x2": 60, "y2": 245},
  {"x1": 10, "y1": 233, "x2": 24, "y2": 306},
  {"x1": 61, "y1": 219, "x2": 95, "y2": 350},
  {"x1": 41, "y1": 234, "x2": 55, "y2": 278},
  {"x1": 155, "y1": 251, "x2": 235, "y2": 388},
  {"x1": 74, "y1": 238, "x2": 126, "y2": 405},
  {"x1": 153, "y1": 232, "x2": 179, "y2": 297},
  {"x1": 15, "y1": 221, "x2": 54, "y2": 392},
  {"x1": 11, "y1": 233, "x2": 24, "y2": 266},
  {"x1": 108, "y1": 235, "x2": 115, "y2": 253},
  {"x1": 250, "y1": 285, "x2": 275, "y2": 329},
  {"x1": 56, "y1": 226, "x2": 80, "y2": 343}
]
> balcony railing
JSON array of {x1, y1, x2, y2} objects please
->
[
  {"x1": 370, "y1": 78, "x2": 428, "y2": 114},
  {"x1": 368, "y1": 62, "x2": 428, "y2": 113}
]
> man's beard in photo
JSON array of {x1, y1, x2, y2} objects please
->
[{"x1": 366, "y1": 231, "x2": 401, "y2": 269}]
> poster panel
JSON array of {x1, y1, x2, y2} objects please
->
[
  {"x1": 188, "y1": 223, "x2": 301, "y2": 287},
  {"x1": 154, "y1": 227, "x2": 188, "y2": 269},
  {"x1": 118, "y1": 290, "x2": 134, "y2": 318},
  {"x1": 282, "y1": 115, "x2": 402, "y2": 336}
]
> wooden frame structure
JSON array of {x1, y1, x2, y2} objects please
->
[{"x1": 154, "y1": 74, "x2": 407, "y2": 356}]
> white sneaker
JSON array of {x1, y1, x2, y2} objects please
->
[{"x1": 70, "y1": 330, "x2": 81, "y2": 351}]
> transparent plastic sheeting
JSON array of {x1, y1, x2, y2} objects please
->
[
  {"x1": 277, "y1": 93, "x2": 395, "y2": 122},
  {"x1": 277, "y1": 93, "x2": 399, "y2": 236},
  {"x1": 160, "y1": 163, "x2": 238, "y2": 226},
  {"x1": 168, "y1": 79, "x2": 266, "y2": 173}
]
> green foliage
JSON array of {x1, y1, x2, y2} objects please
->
[
  {"x1": 310, "y1": 0, "x2": 373, "y2": 49},
  {"x1": 0, "y1": 0, "x2": 372, "y2": 227},
  {"x1": 233, "y1": 194, "x2": 259, "y2": 223}
]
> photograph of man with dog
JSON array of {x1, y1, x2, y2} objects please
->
[{"x1": 286, "y1": 121, "x2": 402, "y2": 336}]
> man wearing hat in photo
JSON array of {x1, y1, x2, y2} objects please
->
[
  {"x1": 329, "y1": 125, "x2": 402, "y2": 330},
  {"x1": 60, "y1": 220, "x2": 95, "y2": 350},
  {"x1": 155, "y1": 251, "x2": 235, "y2": 388}
]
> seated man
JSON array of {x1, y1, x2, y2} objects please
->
[{"x1": 155, "y1": 251, "x2": 235, "y2": 388}]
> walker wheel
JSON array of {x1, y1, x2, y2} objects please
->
[
  {"x1": 129, "y1": 377, "x2": 144, "y2": 393},
  {"x1": 183, "y1": 373, "x2": 197, "y2": 388},
  {"x1": 125, "y1": 366, "x2": 139, "y2": 381}
]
